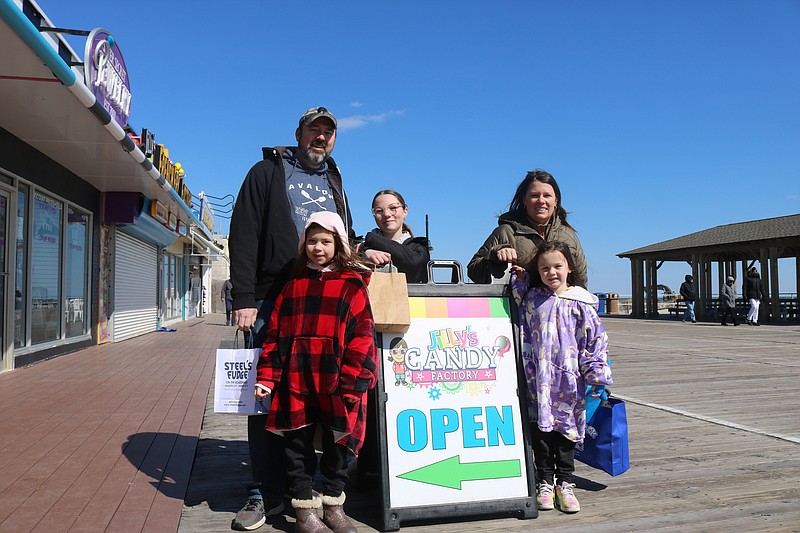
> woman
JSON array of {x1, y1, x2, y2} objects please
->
[
  {"x1": 360, "y1": 189, "x2": 430, "y2": 283},
  {"x1": 720, "y1": 276, "x2": 738, "y2": 326},
  {"x1": 468, "y1": 169, "x2": 588, "y2": 287},
  {"x1": 743, "y1": 267, "x2": 763, "y2": 326}
]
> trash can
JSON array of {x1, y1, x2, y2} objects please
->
[
  {"x1": 594, "y1": 293, "x2": 607, "y2": 314},
  {"x1": 607, "y1": 292, "x2": 620, "y2": 314}
]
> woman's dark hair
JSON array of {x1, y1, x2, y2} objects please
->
[
  {"x1": 291, "y1": 223, "x2": 360, "y2": 277},
  {"x1": 509, "y1": 169, "x2": 573, "y2": 229},
  {"x1": 372, "y1": 189, "x2": 413, "y2": 237},
  {"x1": 529, "y1": 240, "x2": 579, "y2": 288}
]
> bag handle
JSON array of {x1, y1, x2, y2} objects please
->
[
  {"x1": 233, "y1": 330, "x2": 255, "y2": 349},
  {"x1": 373, "y1": 261, "x2": 398, "y2": 274}
]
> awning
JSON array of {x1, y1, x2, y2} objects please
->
[
  {"x1": 189, "y1": 226, "x2": 226, "y2": 262},
  {"x1": 0, "y1": 0, "x2": 200, "y2": 230}
]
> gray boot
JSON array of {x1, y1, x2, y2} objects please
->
[
  {"x1": 291, "y1": 496, "x2": 333, "y2": 533},
  {"x1": 321, "y1": 493, "x2": 357, "y2": 533}
]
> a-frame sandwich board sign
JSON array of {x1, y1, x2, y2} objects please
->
[{"x1": 373, "y1": 261, "x2": 537, "y2": 531}]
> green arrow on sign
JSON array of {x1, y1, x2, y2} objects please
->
[{"x1": 397, "y1": 455, "x2": 521, "y2": 489}]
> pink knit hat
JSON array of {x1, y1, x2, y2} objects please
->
[{"x1": 299, "y1": 211, "x2": 350, "y2": 253}]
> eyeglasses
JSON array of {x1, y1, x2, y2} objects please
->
[{"x1": 372, "y1": 203, "x2": 404, "y2": 217}]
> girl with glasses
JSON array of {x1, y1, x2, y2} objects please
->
[{"x1": 360, "y1": 189, "x2": 430, "y2": 283}]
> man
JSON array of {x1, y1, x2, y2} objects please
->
[
  {"x1": 719, "y1": 275, "x2": 738, "y2": 326},
  {"x1": 679, "y1": 274, "x2": 696, "y2": 323},
  {"x1": 228, "y1": 107, "x2": 354, "y2": 531},
  {"x1": 220, "y1": 278, "x2": 233, "y2": 325}
]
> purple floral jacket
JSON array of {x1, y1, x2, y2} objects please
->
[{"x1": 512, "y1": 273, "x2": 613, "y2": 442}]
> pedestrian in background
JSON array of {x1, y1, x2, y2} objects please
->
[
  {"x1": 220, "y1": 278, "x2": 233, "y2": 325},
  {"x1": 679, "y1": 274, "x2": 696, "y2": 323},
  {"x1": 720, "y1": 276, "x2": 738, "y2": 326},
  {"x1": 743, "y1": 267, "x2": 763, "y2": 326}
]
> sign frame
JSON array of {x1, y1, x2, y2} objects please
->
[{"x1": 373, "y1": 263, "x2": 537, "y2": 530}]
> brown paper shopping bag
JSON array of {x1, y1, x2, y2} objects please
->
[{"x1": 368, "y1": 270, "x2": 410, "y2": 333}]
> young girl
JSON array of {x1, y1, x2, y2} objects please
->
[
  {"x1": 255, "y1": 211, "x2": 378, "y2": 533},
  {"x1": 360, "y1": 189, "x2": 430, "y2": 283},
  {"x1": 511, "y1": 241, "x2": 612, "y2": 514}
]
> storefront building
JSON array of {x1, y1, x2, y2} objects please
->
[{"x1": 0, "y1": 0, "x2": 223, "y2": 371}]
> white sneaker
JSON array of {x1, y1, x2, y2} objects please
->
[
  {"x1": 536, "y1": 481, "x2": 554, "y2": 510},
  {"x1": 555, "y1": 481, "x2": 580, "y2": 513}
]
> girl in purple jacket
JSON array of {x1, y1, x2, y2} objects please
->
[{"x1": 511, "y1": 241, "x2": 612, "y2": 514}]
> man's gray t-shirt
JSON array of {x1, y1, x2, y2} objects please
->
[{"x1": 283, "y1": 149, "x2": 334, "y2": 236}]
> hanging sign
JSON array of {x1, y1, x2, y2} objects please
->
[{"x1": 84, "y1": 28, "x2": 132, "y2": 129}]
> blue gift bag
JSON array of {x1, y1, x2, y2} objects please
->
[{"x1": 575, "y1": 396, "x2": 630, "y2": 476}]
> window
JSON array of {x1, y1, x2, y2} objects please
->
[
  {"x1": 31, "y1": 192, "x2": 61, "y2": 344},
  {"x1": 161, "y1": 253, "x2": 184, "y2": 321},
  {"x1": 65, "y1": 207, "x2": 89, "y2": 338},
  {"x1": 23, "y1": 189, "x2": 91, "y2": 347}
]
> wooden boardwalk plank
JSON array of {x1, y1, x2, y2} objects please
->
[{"x1": 0, "y1": 316, "x2": 223, "y2": 533}]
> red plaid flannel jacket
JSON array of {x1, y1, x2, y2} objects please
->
[{"x1": 257, "y1": 267, "x2": 378, "y2": 454}]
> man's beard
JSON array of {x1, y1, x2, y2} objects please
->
[{"x1": 298, "y1": 144, "x2": 329, "y2": 167}]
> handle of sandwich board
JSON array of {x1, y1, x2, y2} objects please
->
[
  {"x1": 489, "y1": 263, "x2": 513, "y2": 285},
  {"x1": 425, "y1": 260, "x2": 464, "y2": 285}
]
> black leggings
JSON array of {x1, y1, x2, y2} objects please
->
[
  {"x1": 532, "y1": 427, "x2": 576, "y2": 485},
  {"x1": 284, "y1": 424, "x2": 348, "y2": 500}
]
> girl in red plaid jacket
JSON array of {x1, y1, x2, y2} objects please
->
[{"x1": 255, "y1": 211, "x2": 377, "y2": 533}]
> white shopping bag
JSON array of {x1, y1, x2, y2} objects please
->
[{"x1": 213, "y1": 336, "x2": 270, "y2": 415}]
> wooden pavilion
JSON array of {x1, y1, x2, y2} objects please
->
[{"x1": 617, "y1": 214, "x2": 800, "y2": 322}]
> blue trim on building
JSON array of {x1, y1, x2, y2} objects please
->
[
  {"x1": 123, "y1": 198, "x2": 180, "y2": 247},
  {"x1": 0, "y1": 0, "x2": 77, "y2": 85}
]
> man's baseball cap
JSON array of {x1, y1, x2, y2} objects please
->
[
  {"x1": 299, "y1": 106, "x2": 337, "y2": 129},
  {"x1": 727, "y1": 276, "x2": 734, "y2": 282}
]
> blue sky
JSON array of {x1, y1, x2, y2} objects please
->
[{"x1": 42, "y1": 1, "x2": 800, "y2": 294}]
